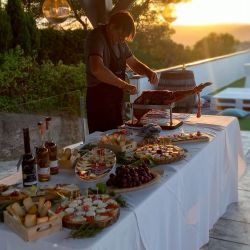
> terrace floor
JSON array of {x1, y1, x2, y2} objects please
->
[{"x1": 201, "y1": 130, "x2": 250, "y2": 250}]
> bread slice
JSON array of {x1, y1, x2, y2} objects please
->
[
  {"x1": 38, "y1": 196, "x2": 46, "y2": 213},
  {"x1": 11, "y1": 202, "x2": 26, "y2": 217},
  {"x1": 23, "y1": 197, "x2": 34, "y2": 211},
  {"x1": 37, "y1": 216, "x2": 49, "y2": 225},
  {"x1": 24, "y1": 214, "x2": 37, "y2": 228}
]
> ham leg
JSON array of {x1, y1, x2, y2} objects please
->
[{"x1": 132, "y1": 82, "x2": 212, "y2": 122}]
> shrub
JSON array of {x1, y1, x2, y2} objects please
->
[
  {"x1": 38, "y1": 28, "x2": 87, "y2": 64},
  {"x1": 0, "y1": 47, "x2": 86, "y2": 112}
]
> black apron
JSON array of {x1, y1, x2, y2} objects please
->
[{"x1": 86, "y1": 27, "x2": 126, "y2": 133}]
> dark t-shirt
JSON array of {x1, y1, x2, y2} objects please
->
[{"x1": 85, "y1": 25, "x2": 133, "y2": 87}]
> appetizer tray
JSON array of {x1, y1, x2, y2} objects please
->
[
  {"x1": 134, "y1": 144, "x2": 185, "y2": 165},
  {"x1": 98, "y1": 131, "x2": 137, "y2": 152},
  {"x1": 167, "y1": 131, "x2": 210, "y2": 144},
  {"x1": 55, "y1": 194, "x2": 120, "y2": 229},
  {"x1": 4, "y1": 211, "x2": 61, "y2": 241},
  {"x1": 140, "y1": 131, "x2": 210, "y2": 146},
  {"x1": 0, "y1": 189, "x2": 27, "y2": 203},
  {"x1": 75, "y1": 147, "x2": 116, "y2": 181},
  {"x1": 4, "y1": 196, "x2": 61, "y2": 241}
]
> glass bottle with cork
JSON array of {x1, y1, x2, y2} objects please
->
[
  {"x1": 36, "y1": 121, "x2": 50, "y2": 181},
  {"x1": 44, "y1": 117, "x2": 59, "y2": 175},
  {"x1": 22, "y1": 128, "x2": 38, "y2": 187}
]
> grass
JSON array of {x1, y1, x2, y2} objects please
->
[
  {"x1": 209, "y1": 77, "x2": 246, "y2": 96},
  {"x1": 209, "y1": 77, "x2": 250, "y2": 131},
  {"x1": 238, "y1": 117, "x2": 250, "y2": 131}
]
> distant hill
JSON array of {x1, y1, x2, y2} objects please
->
[{"x1": 172, "y1": 24, "x2": 250, "y2": 47}]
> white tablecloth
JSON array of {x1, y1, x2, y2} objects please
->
[{"x1": 0, "y1": 115, "x2": 246, "y2": 250}]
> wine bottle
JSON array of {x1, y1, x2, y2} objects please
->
[
  {"x1": 36, "y1": 122, "x2": 50, "y2": 182},
  {"x1": 22, "y1": 128, "x2": 37, "y2": 187},
  {"x1": 45, "y1": 117, "x2": 59, "y2": 175}
]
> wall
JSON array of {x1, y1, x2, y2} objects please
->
[
  {"x1": 0, "y1": 112, "x2": 82, "y2": 161},
  {"x1": 129, "y1": 49, "x2": 250, "y2": 101}
]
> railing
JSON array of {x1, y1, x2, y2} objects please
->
[{"x1": 129, "y1": 49, "x2": 250, "y2": 101}]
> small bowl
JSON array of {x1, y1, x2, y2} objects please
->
[{"x1": 75, "y1": 147, "x2": 116, "y2": 182}]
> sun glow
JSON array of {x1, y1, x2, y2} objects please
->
[{"x1": 173, "y1": 0, "x2": 250, "y2": 26}]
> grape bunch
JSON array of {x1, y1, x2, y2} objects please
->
[{"x1": 106, "y1": 164, "x2": 155, "y2": 188}]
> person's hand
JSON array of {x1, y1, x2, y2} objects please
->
[
  {"x1": 194, "y1": 82, "x2": 212, "y2": 93},
  {"x1": 125, "y1": 84, "x2": 137, "y2": 95},
  {"x1": 148, "y1": 71, "x2": 158, "y2": 84}
]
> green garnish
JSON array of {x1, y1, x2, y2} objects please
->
[
  {"x1": 115, "y1": 151, "x2": 137, "y2": 165},
  {"x1": 88, "y1": 182, "x2": 107, "y2": 194},
  {"x1": 69, "y1": 224, "x2": 103, "y2": 238},
  {"x1": 114, "y1": 194, "x2": 129, "y2": 208},
  {"x1": 96, "y1": 182, "x2": 107, "y2": 194}
]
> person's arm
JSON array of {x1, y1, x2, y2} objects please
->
[
  {"x1": 126, "y1": 55, "x2": 158, "y2": 84},
  {"x1": 89, "y1": 55, "x2": 137, "y2": 95}
]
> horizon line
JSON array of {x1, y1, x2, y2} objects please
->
[{"x1": 173, "y1": 22, "x2": 250, "y2": 27}]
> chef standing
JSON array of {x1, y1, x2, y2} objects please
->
[{"x1": 85, "y1": 10, "x2": 158, "y2": 133}]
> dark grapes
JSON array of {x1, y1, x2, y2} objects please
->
[{"x1": 106, "y1": 164, "x2": 154, "y2": 188}]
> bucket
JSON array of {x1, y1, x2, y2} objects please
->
[{"x1": 158, "y1": 69, "x2": 196, "y2": 113}]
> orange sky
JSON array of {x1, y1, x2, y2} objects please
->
[{"x1": 173, "y1": 0, "x2": 250, "y2": 25}]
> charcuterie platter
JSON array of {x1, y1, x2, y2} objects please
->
[
  {"x1": 162, "y1": 131, "x2": 210, "y2": 144},
  {"x1": 75, "y1": 147, "x2": 116, "y2": 181},
  {"x1": 98, "y1": 131, "x2": 137, "y2": 152},
  {"x1": 134, "y1": 144, "x2": 185, "y2": 164},
  {"x1": 140, "y1": 131, "x2": 210, "y2": 146}
]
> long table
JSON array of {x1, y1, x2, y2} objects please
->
[{"x1": 0, "y1": 115, "x2": 246, "y2": 250}]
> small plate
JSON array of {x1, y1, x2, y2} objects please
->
[{"x1": 75, "y1": 147, "x2": 116, "y2": 182}]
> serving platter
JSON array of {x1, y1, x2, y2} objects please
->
[
  {"x1": 75, "y1": 147, "x2": 116, "y2": 182},
  {"x1": 162, "y1": 131, "x2": 210, "y2": 144},
  {"x1": 107, "y1": 170, "x2": 161, "y2": 194},
  {"x1": 98, "y1": 131, "x2": 137, "y2": 152},
  {"x1": 134, "y1": 144, "x2": 186, "y2": 165},
  {"x1": 54, "y1": 194, "x2": 120, "y2": 229},
  {"x1": 140, "y1": 131, "x2": 210, "y2": 146}
]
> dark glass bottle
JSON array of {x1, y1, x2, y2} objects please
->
[
  {"x1": 45, "y1": 117, "x2": 59, "y2": 175},
  {"x1": 22, "y1": 128, "x2": 37, "y2": 187},
  {"x1": 36, "y1": 122, "x2": 50, "y2": 182}
]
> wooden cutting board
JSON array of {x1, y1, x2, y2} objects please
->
[{"x1": 170, "y1": 136, "x2": 210, "y2": 144}]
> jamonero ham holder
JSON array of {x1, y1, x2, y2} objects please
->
[{"x1": 126, "y1": 82, "x2": 212, "y2": 130}]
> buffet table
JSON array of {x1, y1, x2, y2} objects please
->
[{"x1": 0, "y1": 115, "x2": 246, "y2": 250}]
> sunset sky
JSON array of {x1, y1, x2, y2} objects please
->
[{"x1": 173, "y1": 0, "x2": 250, "y2": 25}]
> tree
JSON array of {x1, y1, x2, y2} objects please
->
[
  {"x1": 6, "y1": 0, "x2": 40, "y2": 55},
  {"x1": 192, "y1": 33, "x2": 239, "y2": 60},
  {"x1": 25, "y1": 12, "x2": 40, "y2": 52},
  {"x1": 6, "y1": 0, "x2": 31, "y2": 54},
  {"x1": 21, "y1": 0, "x2": 190, "y2": 30},
  {"x1": 0, "y1": 9, "x2": 13, "y2": 53}
]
